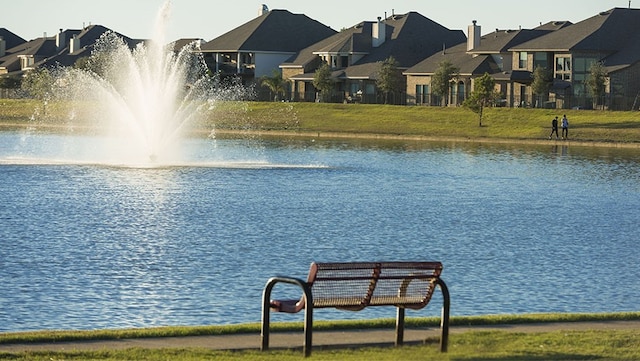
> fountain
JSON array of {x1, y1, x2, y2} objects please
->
[
  {"x1": 4, "y1": 1, "x2": 257, "y2": 167},
  {"x1": 55, "y1": 2, "x2": 215, "y2": 166}
]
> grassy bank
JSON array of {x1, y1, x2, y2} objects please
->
[
  {"x1": 2, "y1": 330, "x2": 640, "y2": 360},
  {"x1": 4, "y1": 312, "x2": 640, "y2": 344},
  {"x1": 3, "y1": 99, "x2": 640, "y2": 145},
  {"x1": 1, "y1": 313, "x2": 640, "y2": 360}
]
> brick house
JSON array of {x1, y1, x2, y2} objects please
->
[
  {"x1": 509, "y1": 7, "x2": 640, "y2": 110},
  {"x1": 280, "y1": 12, "x2": 465, "y2": 103},
  {"x1": 404, "y1": 21, "x2": 568, "y2": 107}
]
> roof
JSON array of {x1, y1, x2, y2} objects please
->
[
  {"x1": 509, "y1": 8, "x2": 640, "y2": 52},
  {"x1": 404, "y1": 22, "x2": 566, "y2": 77},
  {"x1": 1, "y1": 25, "x2": 143, "y2": 74},
  {"x1": 284, "y1": 12, "x2": 466, "y2": 80},
  {"x1": 200, "y1": 9, "x2": 336, "y2": 53},
  {"x1": 352, "y1": 12, "x2": 466, "y2": 68},
  {"x1": 404, "y1": 41, "x2": 498, "y2": 76},
  {"x1": 170, "y1": 38, "x2": 204, "y2": 52},
  {"x1": 469, "y1": 22, "x2": 568, "y2": 55},
  {"x1": 0, "y1": 28, "x2": 27, "y2": 49}
]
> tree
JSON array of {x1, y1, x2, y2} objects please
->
[
  {"x1": 586, "y1": 61, "x2": 607, "y2": 110},
  {"x1": 21, "y1": 68, "x2": 55, "y2": 101},
  {"x1": 463, "y1": 72, "x2": 499, "y2": 127},
  {"x1": 313, "y1": 61, "x2": 334, "y2": 102},
  {"x1": 431, "y1": 60, "x2": 459, "y2": 106},
  {"x1": 531, "y1": 65, "x2": 552, "y2": 108},
  {"x1": 260, "y1": 70, "x2": 286, "y2": 101},
  {"x1": 0, "y1": 74, "x2": 22, "y2": 89},
  {"x1": 376, "y1": 56, "x2": 403, "y2": 104}
]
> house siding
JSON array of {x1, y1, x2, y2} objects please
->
[{"x1": 610, "y1": 62, "x2": 640, "y2": 110}]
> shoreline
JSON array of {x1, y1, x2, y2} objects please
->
[
  {"x1": 2, "y1": 120, "x2": 640, "y2": 150},
  {"x1": 212, "y1": 128, "x2": 640, "y2": 149}
]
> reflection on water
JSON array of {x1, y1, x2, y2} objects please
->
[{"x1": 0, "y1": 132, "x2": 639, "y2": 331}]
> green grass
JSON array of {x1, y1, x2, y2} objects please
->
[
  {"x1": 3, "y1": 99, "x2": 640, "y2": 144},
  {"x1": 3, "y1": 312, "x2": 639, "y2": 345},
  {"x1": 2, "y1": 330, "x2": 640, "y2": 360},
  {"x1": 2, "y1": 313, "x2": 640, "y2": 360}
]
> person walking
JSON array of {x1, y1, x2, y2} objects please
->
[
  {"x1": 561, "y1": 114, "x2": 569, "y2": 139},
  {"x1": 549, "y1": 116, "x2": 559, "y2": 139}
]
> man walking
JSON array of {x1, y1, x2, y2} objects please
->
[{"x1": 549, "y1": 116, "x2": 559, "y2": 139}]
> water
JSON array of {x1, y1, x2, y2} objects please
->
[{"x1": 1, "y1": 133, "x2": 639, "y2": 332}]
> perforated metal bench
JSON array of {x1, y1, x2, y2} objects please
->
[{"x1": 261, "y1": 261, "x2": 450, "y2": 357}]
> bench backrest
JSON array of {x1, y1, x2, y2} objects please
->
[{"x1": 307, "y1": 261, "x2": 443, "y2": 311}]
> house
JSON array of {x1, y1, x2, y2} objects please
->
[
  {"x1": 281, "y1": 11, "x2": 466, "y2": 103},
  {"x1": 404, "y1": 20, "x2": 568, "y2": 107},
  {"x1": 0, "y1": 25, "x2": 142, "y2": 77},
  {"x1": 199, "y1": 6, "x2": 336, "y2": 86},
  {"x1": 509, "y1": 7, "x2": 640, "y2": 110}
]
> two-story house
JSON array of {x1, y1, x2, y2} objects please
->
[
  {"x1": 281, "y1": 11, "x2": 466, "y2": 103},
  {"x1": 509, "y1": 7, "x2": 640, "y2": 110},
  {"x1": 404, "y1": 20, "x2": 568, "y2": 107},
  {"x1": 199, "y1": 7, "x2": 336, "y2": 86}
]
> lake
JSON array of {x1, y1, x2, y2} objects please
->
[{"x1": 1, "y1": 132, "x2": 639, "y2": 332}]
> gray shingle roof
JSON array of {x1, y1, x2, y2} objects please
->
[
  {"x1": 200, "y1": 9, "x2": 336, "y2": 53},
  {"x1": 404, "y1": 41, "x2": 497, "y2": 76},
  {"x1": 0, "y1": 28, "x2": 26, "y2": 49},
  {"x1": 509, "y1": 8, "x2": 640, "y2": 52}
]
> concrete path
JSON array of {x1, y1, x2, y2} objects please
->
[{"x1": 1, "y1": 321, "x2": 639, "y2": 353}]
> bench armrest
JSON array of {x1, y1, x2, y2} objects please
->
[
  {"x1": 263, "y1": 276, "x2": 310, "y2": 313},
  {"x1": 261, "y1": 276, "x2": 314, "y2": 356}
]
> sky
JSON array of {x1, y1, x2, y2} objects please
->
[{"x1": 1, "y1": 0, "x2": 631, "y2": 43}]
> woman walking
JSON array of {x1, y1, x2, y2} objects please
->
[{"x1": 561, "y1": 115, "x2": 569, "y2": 139}]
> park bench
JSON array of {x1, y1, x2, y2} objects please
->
[{"x1": 261, "y1": 261, "x2": 450, "y2": 357}]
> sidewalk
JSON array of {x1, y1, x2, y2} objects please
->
[{"x1": 1, "y1": 321, "x2": 639, "y2": 353}]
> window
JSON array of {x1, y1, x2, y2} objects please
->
[
  {"x1": 555, "y1": 55, "x2": 572, "y2": 81},
  {"x1": 341, "y1": 56, "x2": 349, "y2": 68},
  {"x1": 519, "y1": 52, "x2": 528, "y2": 69},
  {"x1": 533, "y1": 52, "x2": 548, "y2": 69},
  {"x1": 416, "y1": 84, "x2": 429, "y2": 104}
]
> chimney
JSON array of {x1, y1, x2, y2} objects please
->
[
  {"x1": 0, "y1": 37, "x2": 5, "y2": 57},
  {"x1": 372, "y1": 16, "x2": 386, "y2": 48},
  {"x1": 70, "y1": 34, "x2": 80, "y2": 53},
  {"x1": 467, "y1": 20, "x2": 481, "y2": 51},
  {"x1": 258, "y1": 4, "x2": 269, "y2": 16},
  {"x1": 56, "y1": 29, "x2": 66, "y2": 50}
]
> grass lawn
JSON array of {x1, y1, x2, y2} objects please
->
[
  {"x1": 2, "y1": 99, "x2": 640, "y2": 145},
  {"x1": 2, "y1": 313, "x2": 640, "y2": 360}
]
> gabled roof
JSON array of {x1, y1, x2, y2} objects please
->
[
  {"x1": 200, "y1": 9, "x2": 336, "y2": 53},
  {"x1": 284, "y1": 12, "x2": 466, "y2": 80},
  {"x1": 509, "y1": 8, "x2": 640, "y2": 52},
  {"x1": 0, "y1": 28, "x2": 27, "y2": 49},
  {"x1": 39, "y1": 25, "x2": 142, "y2": 68},
  {"x1": 0, "y1": 37, "x2": 58, "y2": 73},
  {"x1": 170, "y1": 38, "x2": 204, "y2": 52},
  {"x1": 352, "y1": 12, "x2": 465, "y2": 68},
  {"x1": 1, "y1": 25, "x2": 142, "y2": 74},
  {"x1": 470, "y1": 21, "x2": 569, "y2": 55},
  {"x1": 404, "y1": 41, "x2": 498, "y2": 76}
]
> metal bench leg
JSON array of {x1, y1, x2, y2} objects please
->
[
  {"x1": 437, "y1": 278, "x2": 450, "y2": 352},
  {"x1": 303, "y1": 304, "x2": 313, "y2": 357},
  {"x1": 261, "y1": 280, "x2": 275, "y2": 352},
  {"x1": 395, "y1": 306, "x2": 405, "y2": 346}
]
